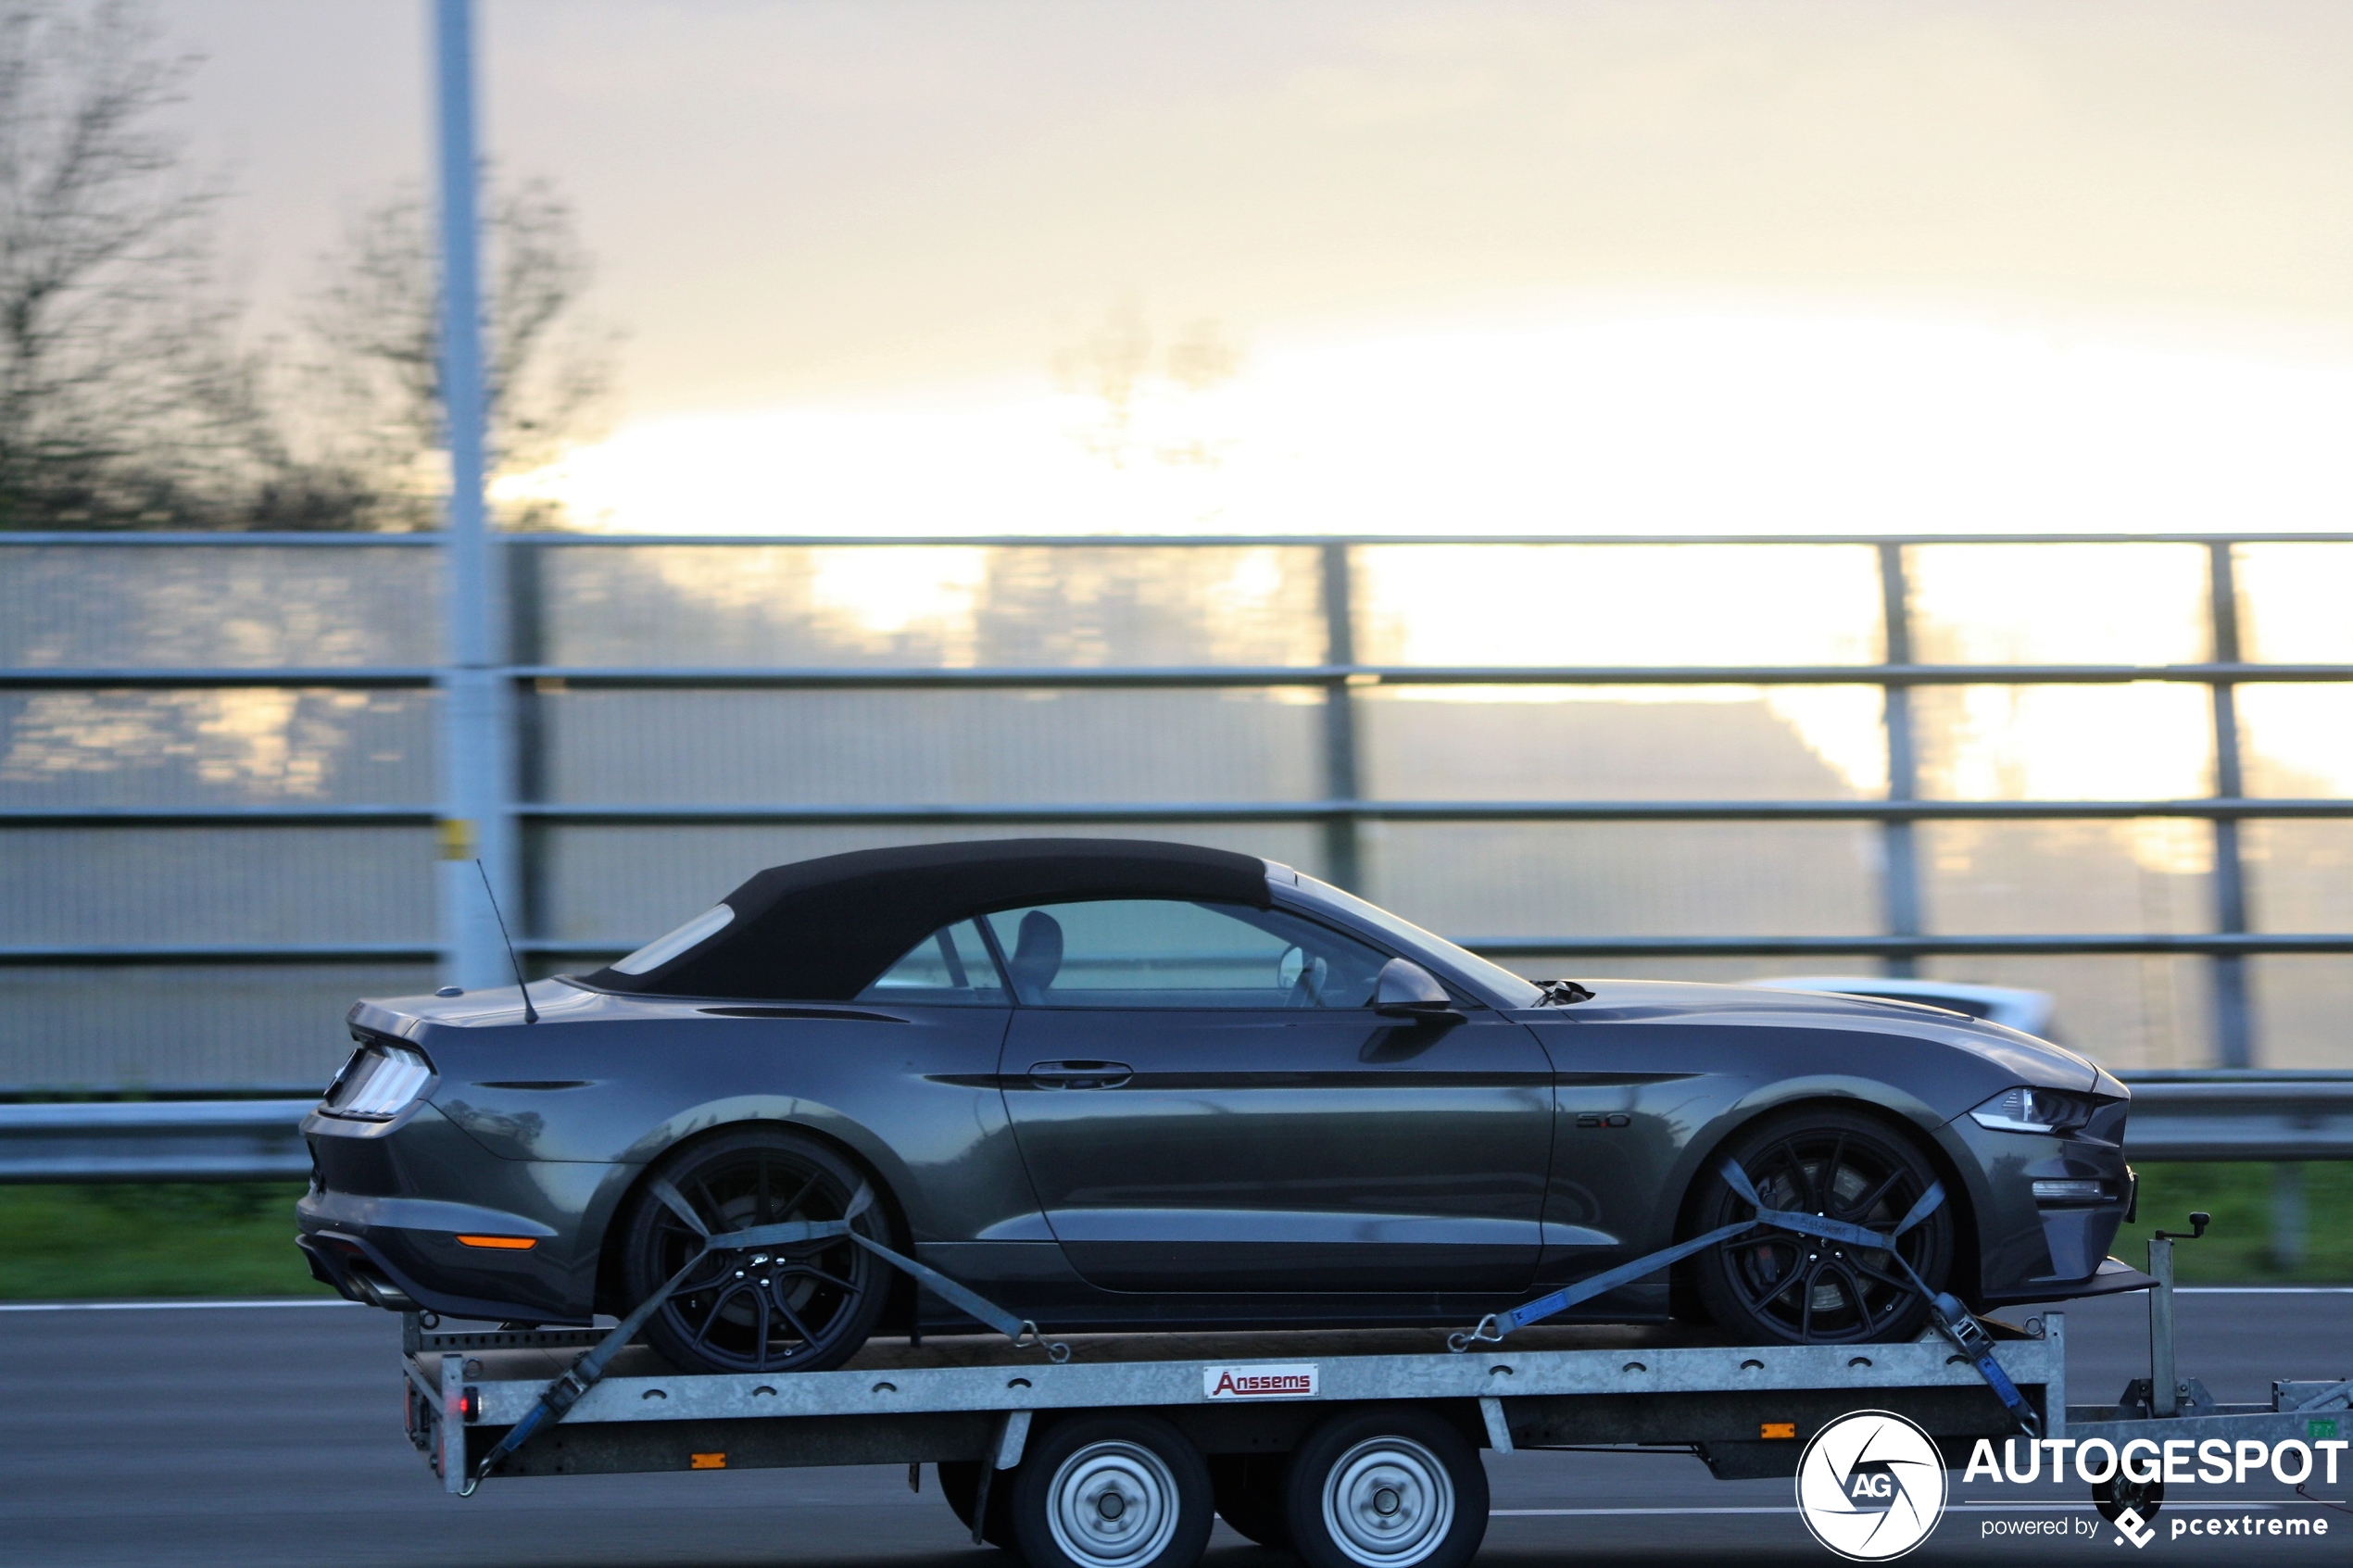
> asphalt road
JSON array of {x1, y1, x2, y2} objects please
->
[{"x1": 5, "y1": 1290, "x2": 2351, "y2": 1568}]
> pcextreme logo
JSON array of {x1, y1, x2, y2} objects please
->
[{"x1": 1796, "y1": 1411, "x2": 1949, "y2": 1562}]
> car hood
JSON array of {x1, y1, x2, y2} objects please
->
[{"x1": 1545, "y1": 978, "x2": 2113, "y2": 1095}]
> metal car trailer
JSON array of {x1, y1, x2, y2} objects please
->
[
  {"x1": 396, "y1": 1220, "x2": 2353, "y2": 1568},
  {"x1": 406, "y1": 1314, "x2": 2066, "y2": 1566}
]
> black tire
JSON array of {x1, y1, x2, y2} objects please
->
[
  {"x1": 2093, "y1": 1471, "x2": 2164, "y2": 1525},
  {"x1": 1690, "y1": 1107, "x2": 1956, "y2": 1346},
  {"x1": 1208, "y1": 1453, "x2": 1292, "y2": 1548},
  {"x1": 939, "y1": 1460, "x2": 1018, "y2": 1549},
  {"x1": 1008, "y1": 1413, "x2": 1215, "y2": 1568},
  {"x1": 616, "y1": 1126, "x2": 892, "y2": 1374},
  {"x1": 1281, "y1": 1408, "x2": 1488, "y2": 1568}
]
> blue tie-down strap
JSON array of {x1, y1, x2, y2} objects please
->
[
  {"x1": 461, "y1": 1180, "x2": 1066, "y2": 1494},
  {"x1": 1448, "y1": 1158, "x2": 2036, "y2": 1436}
]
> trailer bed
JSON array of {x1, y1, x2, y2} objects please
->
[{"x1": 408, "y1": 1316, "x2": 2070, "y2": 1490}]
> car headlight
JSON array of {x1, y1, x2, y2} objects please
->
[
  {"x1": 321, "y1": 1038, "x2": 434, "y2": 1121},
  {"x1": 1969, "y1": 1085, "x2": 2095, "y2": 1135}
]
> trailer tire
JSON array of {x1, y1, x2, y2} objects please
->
[
  {"x1": 938, "y1": 1460, "x2": 1017, "y2": 1549},
  {"x1": 1281, "y1": 1408, "x2": 1488, "y2": 1568},
  {"x1": 2092, "y1": 1471, "x2": 2163, "y2": 1525},
  {"x1": 1008, "y1": 1413, "x2": 1214, "y2": 1568},
  {"x1": 1208, "y1": 1453, "x2": 1292, "y2": 1548}
]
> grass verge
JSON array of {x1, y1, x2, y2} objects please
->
[
  {"x1": 2112, "y1": 1161, "x2": 2353, "y2": 1284},
  {"x1": 1, "y1": 1162, "x2": 2347, "y2": 1302},
  {"x1": 0, "y1": 1182, "x2": 332, "y2": 1300}
]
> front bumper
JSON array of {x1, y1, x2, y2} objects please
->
[{"x1": 1950, "y1": 1098, "x2": 2143, "y2": 1305}]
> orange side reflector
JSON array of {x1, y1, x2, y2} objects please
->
[
  {"x1": 1760, "y1": 1422, "x2": 1798, "y2": 1440},
  {"x1": 690, "y1": 1452, "x2": 727, "y2": 1470},
  {"x1": 456, "y1": 1235, "x2": 536, "y2": 1249}
]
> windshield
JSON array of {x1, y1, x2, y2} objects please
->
[{"x1": 1290, "y1": 875, "x2": 1544, "y2": 1008}]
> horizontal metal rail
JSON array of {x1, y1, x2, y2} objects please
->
[
  {"x1": 8, "y1": 933, "x2": 2353, "y2": 966},
  {"x1": 1, "y1": 1077, "x2": 2338, "y2": 1182},
  {"x1": 10, "y1": 661, "x2": 2353, "y2": 690},
  {"x1": 2122, "y1": 1075, "x2": 2353, "y2": 1160},
  {"x1": 0, "y1": 943, "x2": 437, "y2": 966},
  {"x1": 11, "y1": 529, "x2": 2353, "y2": 547},
  {"x1": 1460, "y1": 934, "x2": 2353, "y2": 958},
  {"x1": 0, "y1": 667, "x2": 438, "y2": 689},
  {"x1": 0, "y1": 1098, "x2": 315, "y2": 1182},
  {"x1": 7, "y1": 798, "x2": 2352, "y2": 829}
]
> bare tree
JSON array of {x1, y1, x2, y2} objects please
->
[
  {"x1": 0, "y1": 0, "x2": 284, "y2": 527},
  {"x1": 294, "y1": 177, "x2": 617, "y2": 531},
  {"x1": 1053, "y1": 303, "x2": 1242, "y2": 470}
]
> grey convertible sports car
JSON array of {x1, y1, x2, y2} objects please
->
[{"x1": 297, "y1": 838, "x2": 2144, "y2": 1374}]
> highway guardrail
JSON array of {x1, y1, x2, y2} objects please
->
[{"x1": 1, "y1": 1074, "x2": 2349, "y2": 1182}]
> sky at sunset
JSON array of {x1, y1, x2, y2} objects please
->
[{"x1": 158, "y1": 0, "x2": 2353, "y2": 535}]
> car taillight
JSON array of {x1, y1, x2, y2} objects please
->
[{"x1": 322, "y1": 1039, "x2": 434, "y2": 1120}]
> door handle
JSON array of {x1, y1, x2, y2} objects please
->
[{"x1": 1026, "y1": 1060, "x2": 1132, "y2": 1089}]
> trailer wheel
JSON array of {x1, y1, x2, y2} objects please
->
[
  {"x1": 2092, "y1": 1471, "x2": 2163, "y2": 1525},
  {"x1": 1282, "y1": 1409, "x2": 1488, "y2": 1568},
  {"x1": 938, "y1": 1460, "x2": 1016, "y2": 1549},
  {"x1": 1008, "y1": 1413, "x2": 1214, "y2": 1568},
  {"x1": 1208, "y1": 1453, "x2": 1292, "y2": 1548}
]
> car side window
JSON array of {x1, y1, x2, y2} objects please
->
[
  {"x1": 857, "y1": 920, "x2": 1008, "y2": 1005},
  {"x1": 980, "y1": 899, "x2": 1390, "y2": 1009}
]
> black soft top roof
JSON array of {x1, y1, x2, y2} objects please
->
[{"x1": 586, "y1": 837, "x2": 1272, "y2": 1001}]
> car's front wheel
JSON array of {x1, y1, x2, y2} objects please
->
[
  {"x1": 1688, "y1": 1108, "x2": 1955, "y2": 1346},
  {"x1": 615, "y1": 1125, "x2": 892, "y2": 1374}
]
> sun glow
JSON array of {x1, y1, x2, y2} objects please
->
[
  {"x1": 486, "y1": 313, "x2": 2353, "y2": 827},
  {"x1": 500, "y1": 314, "x2": 2353, "y2": 540}
]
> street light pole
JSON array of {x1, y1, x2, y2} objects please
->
[{"x1": 433, "y1": 0, "x2": 515, "y2": 990}]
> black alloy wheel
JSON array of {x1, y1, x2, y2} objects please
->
[
  {"x1": 617, "y1": 1126, "x2": 891, "y2": 1375},
  {"x1": 1691, "y1": 1108, "x2": 1954, "y2": 1346}
]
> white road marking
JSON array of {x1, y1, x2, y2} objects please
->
[
  {"x1": 0, "y1": 1298, "x2": 358, "y2": 1312},
  {"x1": 1492, "y1": 1504, "x2": 2340, "y2": 1517}
]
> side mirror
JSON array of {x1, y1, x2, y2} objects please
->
[{"x1": 1374, "y1": 958, "x2": 1453, "y2": 1017}]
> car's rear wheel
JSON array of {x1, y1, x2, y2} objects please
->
[
  {"x1": 1689, "y1": 1108, "x2": 1954, "y2": 1346},
  {"x1": 616, "y1": 1126, "x2": 891, "y2": 1374}
]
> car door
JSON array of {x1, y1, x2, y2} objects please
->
[{"x1": 990, "y1": 897, "x2": 1553, "y2": 1294}]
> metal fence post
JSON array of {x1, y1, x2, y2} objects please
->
[
  {"x1": 1319, "y1": 542, "x2": 1363, "y2": 891},
  {"x1": 1876, "y1": 542, "x2": 1924, "y2": 979},
  {"x1": 2207, "y1": 541, "x2": 2256, "y2": 1068},
  {"x1": 433, "y1": 0, "x2": 517, "y2": 990}
]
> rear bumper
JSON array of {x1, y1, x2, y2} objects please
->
[{"x1": 298, "y1": 1101, "x2": 610, "y2": 1323}]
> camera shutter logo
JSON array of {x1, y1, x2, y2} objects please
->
[{"x1": 1795, "y1": 1411, "x2": 1949, "y2": 1562}]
